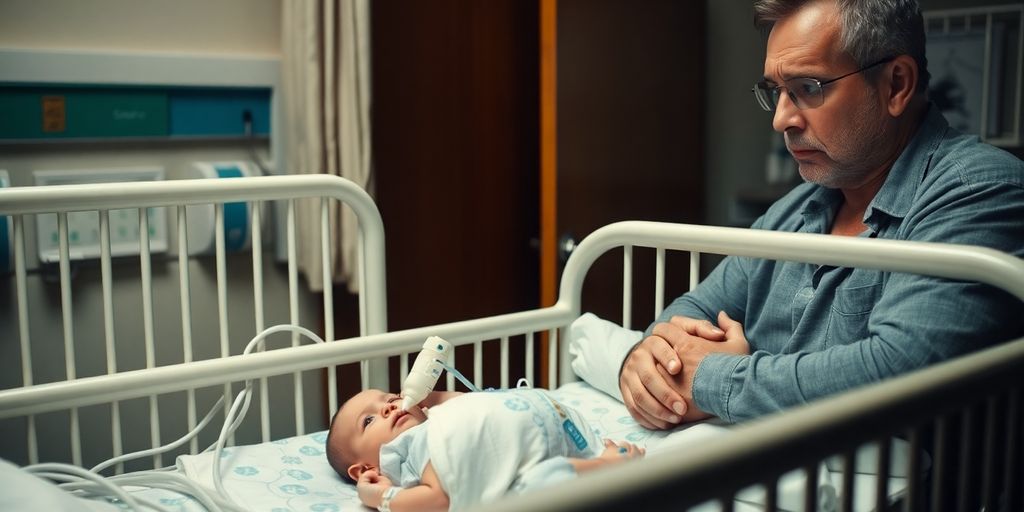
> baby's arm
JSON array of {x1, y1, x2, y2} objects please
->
[
  {"x1": 568, "y1": 439, "x2": 644, "y2": 474},
  {"x1": 357, "y1": 462, "x2": 449, "y2": 512}
]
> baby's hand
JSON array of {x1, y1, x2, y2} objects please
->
[
  {"x1": 356, "y1": 469, "x2": 395, "y2": 508},
  {"x1": 597, "y1": 439, "x2": 644, "y2": 463}
]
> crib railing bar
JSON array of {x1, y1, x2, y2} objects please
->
[
  {"x1": 548, "y1": 328, "x2": 557, "y2": 390},
  {"x1": 287, "y1": 200, "x2": 305, "y2": 435},
  {"x1": 215, "y1": 203, "x2": 234, "y2": 446},
  {"x1": 139, "y1": 207, "x2": 163, "y2": 468},
  {"x1": 689, "y1": 251, "x2": 700, "y2": 291},
  {"x1": 473, "y1": 341, "x2": 483, "y2": 390},
  {"x1": 100, "y1": 211, "x2": 125, "y2": 473},
  {"x1": 140, "y1": 208, "x2": 156, "y2": 369},
  {"x1": 500, "y1": 337, "x2": 509, "y2": 389},
  {"x1": 321, "y1": 198, "x2": 338, "y2": 417},
  {"x1": 932, "y1": 415, "x2": 948, "y2": 512},
  {"x1": 57, "y1": 212, "x2": 83, "y2": 467},
  {"x1": 958, "y1": 406, "x2": 977, "y2": 512},
  {"x1": 622, "y1": 245, "x2": 632, "y2": 330},
  {"x1": 1005, "y1": 387, "x2": 1021, "y2": 512},
  {"x1": 176, "y1": 206, "x2": 199, "y2": 456},
  {"x1": 14, "y1": 215, "x2": 38, "y2": 466},
  {"x1": 803, "y1": 463, "x2": 817, "y2": 512},
  {"x1": 254, "y1": 202, "x2": 271, "y2": 443},
  {"x1": 400, "y1": 353, "x2": 409, "y2": 386},
  {"x1": 980, "y1": 396, "x2": 997, "y2": 511},
  {"x1": 875, "y1": 437, "x2": 891, "y2": 512},
  {"x1": 654, "y1": 248, "x2": 665, "y2": 317},
  {"x1": 0, "y1": 305, "x2": 581, "y2": 417},
  {"x1": 525, "y1": 332, "x2": 535, "y2": 386},
  {"x1": 758, "y1": 480, "x2": 776, "y2": 512},
  {"x1": 840, "y1": 450, "x2": 854, "y2": 512},
  {"x1": 446, "y1": 349, "x2": 456, "y2": 392},
  {"x1": 718, "y1": 497, "x2": 733, "y2": 512},
  {"x1": 253, "y1": 201, "x2": 265, "y2": 335},
  {"x1": 906, "y1": 427, "x2": 921, "y2": 512},
  {"x1": 58, "y1": 213, "x2": 75, "y2": 382}
]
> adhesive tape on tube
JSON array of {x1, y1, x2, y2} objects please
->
[{"x1": 185, "y1": 162, "x2": 254, "y2": 255}]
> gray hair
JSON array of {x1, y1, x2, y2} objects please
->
[{"x1": 753, "y1": 0, "x2": 930, "y2": 92}]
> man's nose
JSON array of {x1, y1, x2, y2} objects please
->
[{"x1": 772, "y1": 91, "x2": 805, "y2": 133}]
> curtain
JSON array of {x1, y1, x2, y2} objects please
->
[{"x1": 281, "y1": 0, "x2": 372, "y2": 293}]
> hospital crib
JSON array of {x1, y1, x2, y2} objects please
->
[{"x1": 0, "y1": 174, "x2": 1022, "y2": 511}]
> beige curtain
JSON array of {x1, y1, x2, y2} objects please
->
[{"x1": 281, "y1": 0, "x2": 372, "y2": 293}]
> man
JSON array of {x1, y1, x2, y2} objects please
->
[{"x1": 619, "y1": 0, "x2": 1024, "y2": 430}]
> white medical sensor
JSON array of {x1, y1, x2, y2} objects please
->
[{"x1": 400, "y1": 336, "x2": 453, "y2": 412}]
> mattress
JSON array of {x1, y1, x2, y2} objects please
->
[{"x1": 135, "y1": 381, "x2": 906, "y2": 511}]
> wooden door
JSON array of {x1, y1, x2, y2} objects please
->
[
  {"x1": 542, "y1": 0, "x2": 707, "y2": 329},
  {"x1": 362, "y1": 0, "x2": 541, "y2": 393}
]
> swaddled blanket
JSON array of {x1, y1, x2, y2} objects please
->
[{"x1": 379, "y1": 388, "x2": 601, "y2": 510}]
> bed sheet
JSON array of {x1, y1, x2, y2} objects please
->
[
  {"x1": 157, "y1": 381, "x2": 906, "y2": 511},
  {"x1": 164, "y1": 382, "x2": 725, "y2": 511}
]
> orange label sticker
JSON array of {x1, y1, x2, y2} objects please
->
[{"x1": 42, "y1": 96, "x2": 66, "y2": 133}]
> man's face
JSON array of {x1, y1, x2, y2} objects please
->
[
  {"x1": 335, "y1": 389, "x2": 427, "y2": 472},
  {"x1": 763, "y1": 1, "x2": 890, "y2": 189}
]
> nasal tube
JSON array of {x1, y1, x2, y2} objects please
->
[{"x1": 400, "y1": 336, "x2": 453, "y2": 412}]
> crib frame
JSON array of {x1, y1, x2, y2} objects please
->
[{"x1": 1, "y1": 175, "x2": 1023, "y2": 511}]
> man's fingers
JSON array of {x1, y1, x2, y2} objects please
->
[
  {"x1": 632, "y1": 369, "x2": 685, "y2": 426},
  {"x1": 641, "y1": 335, "x2": 681, "y2": 374},
  {"x1": 717, "y1": 310, "x2": 740, "y2": 334},
  {"x1": 622, "y1": 365, "x2": 679, "y2": 429},
  {"x1": 667, "y1": 315, "x2": 726, "y2": 341}
]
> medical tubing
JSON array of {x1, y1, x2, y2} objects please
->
[
  {"x1": 110, "y1": 471, "x2": 246, "y2": 512},
  {"x1": 437, "y1": 360, "x2": 482, "y2": 392},
  {"x1": 212, "y1": 384, "x2": 253, "y2": 497},
  {"x1": 50, "y1": 324, "x2": 327, "y2": 512},
  {"x1": 91, "y1": 394, "x2": 226, "y2": 474},
  {"x1": 25, "y1": 462, "x2": 145, "y2": 511},
  {"x1": 209, "y1": 324, "x2": 327, "y2": 499},
  {"x1": 52, "y1": 478, "x2": 172, "y2": 512}
]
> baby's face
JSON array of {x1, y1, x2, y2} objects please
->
[{"x1": 334, "y1": 389, "x2": 428, "y2": 469}]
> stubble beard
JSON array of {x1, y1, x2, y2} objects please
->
[{"x1": 791, "y1": 94, "x2": 888, "y2": 189}]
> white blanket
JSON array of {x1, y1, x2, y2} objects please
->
[{"x1": 424, "y1": 389, "x2": 601, "y2": 510}]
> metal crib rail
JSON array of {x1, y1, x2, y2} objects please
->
[
  {"x1": 480, "y1": 333, "x2": 1024, "y2": 512},
  {"x1": 555, "y1": 221, "x2": 1024, "y2": 386},
  {"x1": 0, "y1": 174, "x2": 390, "y2": 467}
]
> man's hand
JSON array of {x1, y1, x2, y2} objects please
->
[{"x1": 618, "y1": 315, "x2": 729, "y2": 429}]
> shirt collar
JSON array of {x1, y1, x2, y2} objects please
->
[{"x1": 864, "y1": 103, "x2": 947, "y2": 222}]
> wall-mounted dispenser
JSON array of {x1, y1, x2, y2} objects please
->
[{"x1": 185, "y1": 161, "x2": 260, "y2": 256}]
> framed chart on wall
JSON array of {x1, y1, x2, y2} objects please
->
[{"x1": 924, "y1": 5, "x2": 1023, "y2": 147}]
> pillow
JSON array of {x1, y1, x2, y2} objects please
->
[{"x1": 568, "y1": 313, "x2": 644, "y2": 402}]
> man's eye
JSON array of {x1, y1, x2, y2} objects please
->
[
  {"x1": 363, "y1": 415, "x2": 374, "y2": 428},
  {"x1": 795, "y1": 80, "x2": 819, "y2": 96}
]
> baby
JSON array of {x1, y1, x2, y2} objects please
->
[{"x1": 326, "y1": 388, "x2": 643, "y2": 511}]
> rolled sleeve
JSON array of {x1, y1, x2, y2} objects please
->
[{"x1": 692, "y1": 352, "x2": 746, "y2": 423}]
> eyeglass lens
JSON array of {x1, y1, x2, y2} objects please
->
[{"x1": 753, "y1": 78, "x2": 823, "y2": 112}]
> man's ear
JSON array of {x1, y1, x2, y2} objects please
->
[
  {"x1": 884, "y1": 54, "x2": 919, "y2": 117},
  {"x1": 348, "y1": 463, "x2": 371, "y2": 482}
]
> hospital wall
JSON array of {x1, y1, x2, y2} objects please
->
[{"x1": 0, "y1": 0, "x2": 327, "y2": 469}]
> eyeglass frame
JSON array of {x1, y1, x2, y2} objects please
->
[{"x1": 751, "y1": 56, "x2": 896, "y2": 112}]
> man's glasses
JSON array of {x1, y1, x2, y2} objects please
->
[{"x1": 752, "y1": 57, "x2": 894, "y2": 112}]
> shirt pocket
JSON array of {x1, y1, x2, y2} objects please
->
[{"x1": 827, "y1": 282, "x2": 883, "y2": 345}]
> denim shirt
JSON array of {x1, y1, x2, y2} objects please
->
[{"x1": 653, "y1": 106, "x2": 1024, "y2": 423}]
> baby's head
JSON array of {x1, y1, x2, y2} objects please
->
[{"x1": 326, "y1": 389, "x2": 428, "y2": 482}]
